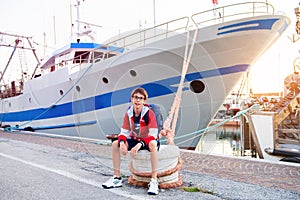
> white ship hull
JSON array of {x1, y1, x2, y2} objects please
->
[{"x1": 0, "y1": 3, "x2": 290, "y2": 149}]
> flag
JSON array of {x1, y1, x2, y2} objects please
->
[{"x1": 212, "y1": 0, "x2": 218, "y2": 5}]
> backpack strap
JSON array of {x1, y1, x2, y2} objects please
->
[{"x1": 149, "y1": 104, "x2": 163, "y2": 135}]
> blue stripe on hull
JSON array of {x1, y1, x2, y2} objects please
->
[
  {"x1": 0, "y1": 64, "x2": 249, "y2": 122},
  {"x1": 217, "y1": 18, "x2": 279, "y2": 35},
  {"x1": 15, "y1": 120, "x2": 97, "y2": 130}
]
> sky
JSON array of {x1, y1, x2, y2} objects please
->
[{"x1": 0, "y1": 0, "x2": 299, "y2": 93}]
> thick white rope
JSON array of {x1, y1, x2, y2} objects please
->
[{"x1": 160, "y1": 26, "x2": 199, "y2": 144}]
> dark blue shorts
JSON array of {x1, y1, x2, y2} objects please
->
[{"x1": 126, "y1": 139, "x2": 159, "y2": 151}]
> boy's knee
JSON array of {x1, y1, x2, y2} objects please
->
[
  {"x1": 148, "y1": 141, "x2": 157, "y2": 151},
  {"x1": 112, "y1": 140, "x2": 119, "y2": 149}
]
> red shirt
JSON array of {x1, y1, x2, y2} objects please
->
[{"x1": 118, "y1": 105, "x2": 158, "y2": 145}]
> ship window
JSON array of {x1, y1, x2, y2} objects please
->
[
  {"x1": 50, "y1": 66, "x2": 55, "y2": 72},
  {"x1": 59, "y1": 90, "x2": 64, "y2": 95},
  {"x1": 106, "y1": 53, "x2": 116, "y2": 58},
  {"x1": 190, "y1": 80, "x2": 205, "y2": 94},
  {"x1": 73, "y1": 51, "x2": 90, "y2": 64},
  {"x1": 76, "y1": 85, "x2": 80, "y2": 92},
  {"x1": 102, "y1": 77, "x2": 109, "y2": 84},
  {"x1": 130, "y1": 70, "x2": 137, "y2": 77},
  {"x1": 101, "y1": 53, "x2": 116, "y2": 59},
  {"x1": 93, "y1": 51, "x2": 103, "y2": 62}
]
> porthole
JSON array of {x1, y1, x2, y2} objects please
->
[
  {"x1": 76, "y1": 85, "x2": 81, "y2": 92},
  {"x1": 8, "y1": 102, "x2": 11, "y2": 107},
  {"x1": 29, "y1": 97, "x2": 32, "y2": 103},
  {"x1": 129, "y1": 70, "x2": 137, "y2": 77},
  {"x1": 102, "y1": 77, "x2": 109, "y2": 84},
  {"x1": 190, "y1": 80, "x2": 205, "y2": 94},
  {"x1": 59, "y1": 90, "x2": 64, "y2": 95}
]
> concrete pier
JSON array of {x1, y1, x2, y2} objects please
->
[{"x1": 0, "y1": 131, "x2": 299, "y2": 199}]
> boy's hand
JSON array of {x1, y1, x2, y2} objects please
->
[{"x1": 130, "y1": 143, "x2": 142, "y2": 157}]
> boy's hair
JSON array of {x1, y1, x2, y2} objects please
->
[{"x1": 131, "y1": 87, "x2": 148, "y2": 100}]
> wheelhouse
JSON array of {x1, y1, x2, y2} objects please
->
[{"x1": 40, "y1": 42, "x2": 124, "y2": 74}]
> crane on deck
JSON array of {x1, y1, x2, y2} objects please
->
[{"x1": 0, "y1": 32, "x2": 41, "y2": 98}]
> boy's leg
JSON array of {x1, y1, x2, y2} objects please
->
[
  {"x1": 147, "y1": 140, "x2": 159, "y2": 195},
  {"x1": 112, "y1": 139, "x2": 137, "y2": 176},
  {"x1": 102, "y1": 140, "x2": 125, "y2": 189},
  {"x1": 112, "y1": 140, "x2": 122, "y2": 177},
  {"x1": 148, "y1": 140, "x2": 158, "y2": 179}
]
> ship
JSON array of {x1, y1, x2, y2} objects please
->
[{"x1": 0, "y1": 2, "x2": 290, "y2": 149}]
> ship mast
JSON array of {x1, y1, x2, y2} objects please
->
[
  {"x1": 0, "y1": 39, "x2": 20, "y2": 83},
  {"x1": 75, "y1": 0, "x2": 81, "y2": 33},
  {"x1": 0, "y1": 32, "x2": 40, "y2": 80},
  {"x1": 72, "y1": 0, "x2": 101, "y2": 42}
]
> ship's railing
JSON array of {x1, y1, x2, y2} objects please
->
[
  {"x1": 98, "y1": 2, "x2": 274, "y2": 58},
  {"x1": 0, "y1": 81, "x2": 23, "y2": 99},
  {"x1": 103, "y1": 16, "x2": 190, "y2": 52},
  {"x1": 67, "y1": 2, "x2": 275, "y2": 73},
  {"x1": 191, "y1": 2, "x2": 274, "y2": 27},
  {"x1": 67, "y1": 16, "x2": 190, "y2": 72}
]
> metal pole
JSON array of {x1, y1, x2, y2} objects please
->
[
  {"x1": 153, "y1": 0, "x2": 156, "y2": 27},
  {"x1": 53, "y1": 16, "x2": 56, "y2": 47},
  {"x1": 70, "y1": 3, "x2": 73, "y2": 36},
  {"x1": 76, "y1": 0, "x2": 80, "y2": 32},
  {"x1": 0, "y1": 39, "x2": 20, "y2": 83}
]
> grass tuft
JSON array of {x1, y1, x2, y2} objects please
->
[{"x1": 182, "y1": 186, "x2": 214, "y2": 194}]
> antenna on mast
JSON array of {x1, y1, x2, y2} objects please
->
[
  {"x1": 72, "y1": 0, "x2": 101, "y2": 42},
  {"x1": 74, "y1": 0, "x2": 83, "y2": 32}
]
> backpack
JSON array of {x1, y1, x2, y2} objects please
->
[
  {"x1": 146, "y1": 104, "x2": 163, "y2": 149},
  {"x1": 148, "y1": 104, "x2": 164, "y2": 136}
]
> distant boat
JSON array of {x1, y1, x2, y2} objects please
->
[{"x1": 0, "y1": 2, "x2": 290, "y2": 149}]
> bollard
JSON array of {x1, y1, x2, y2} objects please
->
[{"x1": 128, "y1": 145, "x2": 182, "y2": 189}]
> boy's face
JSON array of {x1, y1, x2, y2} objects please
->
[{"x1": 131, "y1": 92, "x2": 145, "y2": 109}]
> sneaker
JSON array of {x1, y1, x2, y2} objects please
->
[
  {"x1": 102, "y1": 176, "x2": 122, "y2": 189},
  {"x1": 147, "y1": 178, "x2": 159, "y2": 195}
]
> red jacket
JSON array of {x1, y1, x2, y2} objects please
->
[{"x1": 118, "y1": 105, "x2": 158, "y2": 145}]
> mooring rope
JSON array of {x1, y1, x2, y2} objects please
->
[
  {"x1": 160, "y1": 104, "x2": 260, "y2": 145},
  {"x1": 160, "y1": 26, "x2": 199, "y2": 144}
]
